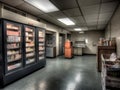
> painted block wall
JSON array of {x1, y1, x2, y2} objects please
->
[
  {"x1": 71, "y1": 30, "x2": 104, "y2": 54},
  {"x1": 105, "y1": 5, "x2": 120, "y2": 56}
]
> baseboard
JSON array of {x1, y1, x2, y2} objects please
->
[
  {"x1": 57, "y1": 54, "x2": 64, "y2": 56},
  {"x1": 46, "y1": 56, "x2": 56, "y2": 58},
  {"x1": 82, "y1": 53, "x2": 96, "y2": 56}
]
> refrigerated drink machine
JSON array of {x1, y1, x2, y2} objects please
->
[
  {"x1": 64, "y1": 40, "x2": 73, "y2": 58},
  {"x1": 0, "y1": 19, "x2": 46, "y2": 87}
]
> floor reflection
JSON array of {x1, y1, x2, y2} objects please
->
[{"x1": 2, "y1": 56, "x2": 101, "y2": 90}]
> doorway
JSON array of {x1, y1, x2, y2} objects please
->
[
  {"x1": 59, "y1": 34, "x2": 65, "y2": 56},
  {"x1": 45, "y1": 31, "x2": 56, "y2": 58}
]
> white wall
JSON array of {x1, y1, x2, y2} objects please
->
[
  {"x1": 105, "y1": 4, "x2": 120, "y2": 56},
  {"x1": 71, "y1": 30, "x2": 104, "y2": 54}
]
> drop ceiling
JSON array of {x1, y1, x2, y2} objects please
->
[{"x1": 0, "y1": 0, "x2": 119, "y2": 31}]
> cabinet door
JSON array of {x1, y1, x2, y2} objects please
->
[
  {"x1": 4, "y1": 21, "x2": 23, "y2": 73},
  {"x1": 78, "y1": 48, "x2": 82, "y2": 55},
  {"x1": 37, "y1": 28, "x2": 45, "y2": 61},
  {"x1": 74, "y1": 48, "x2": 78, "y2": 55},
  {"x1": 24, "y1": 25, "x2": 36, "y2": 65}
]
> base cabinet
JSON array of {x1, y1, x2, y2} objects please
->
[
  {"x1": 46, "y1": 47, "x2": 56, "y2": 58},
  {"x1": 74, "y1": 47, "x2": 83, "y2": 55}
]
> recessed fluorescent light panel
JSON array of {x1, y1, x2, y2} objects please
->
[
  {"x1": 74, "y1": 28, "x2": 82, "y2": 31},
  {"x1": 24, "y1": 0, "x2": 59, "y2": 13},
  {"x1": 58, "y1": 18, "x2": 75, "y2": 25}
]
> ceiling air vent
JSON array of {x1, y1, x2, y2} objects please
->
[{"x1": 3, "y1": 5, "x2": 26, "y2": 17}]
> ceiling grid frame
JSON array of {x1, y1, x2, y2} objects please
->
[
  {"x1": 0, "y1": 0, "x2": 119, "y2": 31},
  {"x1": 96, "y1": 0, "x2": 102, "y2": 30},
  {"x1": 75, "y1": 0, "x2": 88, "y2": 31}
]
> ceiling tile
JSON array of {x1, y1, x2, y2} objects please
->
[
  {"x1": 100, "y1": 1, "x2": 118, "y2": 13},
  {"x1": 97, "y1": 24, "x2": 106, "y2": 30},
  {"x1": 63, "y1": 8, "x2": 82, "y2": 17},
  {"x1": 50, "y1": 0, "x2": 78, "y2": 10},
  {"x1": 102, "y1": 0, "x2": 118, "y2": 3},
  {"x1": 88, "y1": 26, "x2": 97, "y2": 30},
  {"x1": 99, "y1": 12, "x2": 112, "y2": 19},
  {"x1": 76, "y1": 23, "x2": 87, "y2": 27},
  {"x1": 98, "y1": 18, "x2": 110, "y2": 23},
  {"x1": 16, "y1": 3, "x2": 44, "y2": 15},
  {"x1": 81, "y1": 5, "x2": 99, "y2": 15},
  {"x1": 98, "y1": 21, "x2": 108, "y2": 25},
  {"x1": 80, "y1": 27, "x2": 88, "y2": 31},
  {"x1": 99, "y1": 12, "x2": 113, "y2": 22},
  {"x1": 78, "y1": 0, "x2": 100, "y2": 6},
  {"x1": 48, "y1": 11, "x2": 66, "y2": 18},
  {"x1": 72, "y1": 16, "x2": 86, "y2": 24},
  {"x1": 87, "y1": 21, "x2": 97, "y2": 26},
  {"x1": 86, "y1": 19, "x2": 98, "y2": 23},
  {"x1": 84, "y1": 14, "x2": 98, "y2": 21}
]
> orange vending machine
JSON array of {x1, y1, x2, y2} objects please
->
[{"x1": 64, "y1": 40, "x2": 73, "y2": 58}]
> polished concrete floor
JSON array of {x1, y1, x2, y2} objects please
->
[{"x1": 1, "y1": 55, "x2": 102, "y2": 90}]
